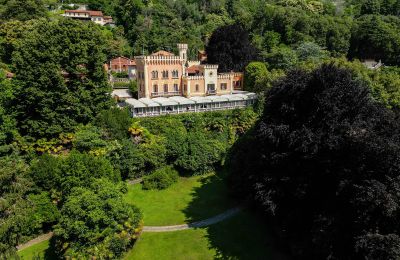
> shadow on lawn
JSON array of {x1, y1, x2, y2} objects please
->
[{"x1": 183, "y1": 169, "x2": 290, "y2": 260}]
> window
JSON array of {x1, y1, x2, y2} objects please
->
[
  {"x1": 164, "y1": 84, "x2": 168, "y2": 93},
  {"x1": 151, "y1": 71, "x2": 158, "y2": 79},
  {"x1": 209, "y1": 72, "x2": 213, "y2": 76},
  {"x1": 195, "y1": 84, "x2": 199, "y2": 92},
  {"x1": 220, "y1": 83, "x2": 227, "y2": 90},
  {"x1": 184, "y1": 84, "x2": 187, "y2": 91},
  {"x1": 172, "y1": 70, "x2": 179, "y2": 78},
  {"x1": 173, "y1": 84, "x2": 179, "y2": 92},
  {"x1": 162, "y1": 70, "x2": 169, "y2": 79},
  {"x1": 153, "y1": 84, "x2": 158, "y2": 93}
]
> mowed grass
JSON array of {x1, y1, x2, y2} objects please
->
[
  {"x1": 18, "y1": 239, "x2": 56, "y2": 260},
  {"x1": 124, "y1": 209, "x2": 288, "y2": 260},
  {"x1": 124, "y1": 172, "x2": 236, "y2": 226}
]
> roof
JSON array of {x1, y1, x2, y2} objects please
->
[
  {"x1": 220, "y1": 94, "x2": 245, "y2": 101},
  {"x1": 187, "y1": 65, "x2": 201, "y2": 74},
  {"x1": 138, "y1": 98, "x2": 160, "y2": 107},
  {"x1": 65, "y1": 10, "x2": 103, "y2": 17},
  {"x1": 189, "y1": 96, "x2": 212, "y2": 104},
  {"x1": 112, "y1": 89, "x2": 132, "y2": 98},
  {"x1": 151, "y1": 50, "x2": 174, "y2": 56},
  {"x1": 152, "y1": 97, "x2": 178, "y2": 106},
  {"x1": 110, "y1": 56, "x2": 136, "y2": 66},
  {"x1": 125, "y1": 98, "x2": 146, "y2": 108},
  {"x1": 169, "y1": 96, "x2": 196, "y2": 105},
  {"x1": 125, "y1": 93, "x2": 257, "y2": 110}
]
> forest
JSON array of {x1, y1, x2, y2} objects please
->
[{"x1": 1, "y1": 0, "x2": 400, "y2": 258}]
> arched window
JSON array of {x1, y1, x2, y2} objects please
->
[
  {"x1": 164, "y1": 84, "x2": 168, "y2": 93},
  {"x1": 151, "y1": 71, "x2": 158, "y2": 79},
  {"x1": 172, "y1": 70, "x2": 179, "y2": 78},
  {"x1": 153, "y1": 84, "x2": 158, "y2": 93},
  {"x1": 162, "y1": 70, "x2": 169, "y2": 79}
]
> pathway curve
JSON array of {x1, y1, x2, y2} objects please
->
[
  {"x1": 16, "y1": 207, "x2": 243, "y2": 251},
  {"x1": 143, "y1": 206, "x2": 242, "y2": 232},
  {"x1": 17, "y1": 232, "x2": 53, "y2": 251}
]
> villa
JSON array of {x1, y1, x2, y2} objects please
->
[
  {"x1": 63, "y1": 10, "x2": 114, "y2": 26},
  {"x1": 122, "y1": 43, "x2": 256, "y2": 117}
]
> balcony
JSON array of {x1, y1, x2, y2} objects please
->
[
  {"x1": 206, "y1": 89, "x2": 216, "y2": 95},
  {"x1": 151, "y1": 91, "x2": 180, "y2": 97}
]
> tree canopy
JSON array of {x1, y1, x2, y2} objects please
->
[
  {"x1": 230, "y1": 64, "x2": 400, "y2": 259},
  {"x1": 205, "y1": 23, "x2": 258, "y2": 72},
  {"x1": 10, "y1": 19, "x2": 112, "y2": 138}
]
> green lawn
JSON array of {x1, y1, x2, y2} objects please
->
[
  {"x1": 18, "y1": 239, "x2": 56, "y2": 260},
  {"x1": 18, "y1": 172, "x2": 288, "y2": 259},
  {"x1": 124, "y1": 172, "x2": 236, "y2": 226},
  {"x1": 124, "y1": 209, "x2": 288, "y2": 260}
]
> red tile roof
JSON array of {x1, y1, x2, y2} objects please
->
[
  {"x1": 110, "y1": 56, "x2": 136, "y2": 66},
  {"x1": 187, "y1": 65, "x2": 201, "y2": 74}
]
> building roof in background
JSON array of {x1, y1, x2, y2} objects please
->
[
  {"x1": 65, "y1": 10, "x2": 104, "y2": 17},
  {"x1": 109, "y1": 57, "x2": 136, "y2": 66},
  {"x1": 150, "y1": 50, "x2": 174, "y2": 56}
]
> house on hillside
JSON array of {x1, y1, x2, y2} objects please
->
[
  {"x1": 122, "y1": 43, "x2": 255, "y2": 117},
  {"x1": 63, "y1": 10, "x2": 114, "y2": 26},
  {"x1": 107, "y1": 56, "x2": 136, "y2": 79}
]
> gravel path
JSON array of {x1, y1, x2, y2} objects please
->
[
  {"x1": 16, "y1": 232, "x2": 53, "y2": 251},
  {"x1": 127, "y1": 178, "x2": 143, "y2": 185},
  {"x1": 16, "y1": 207, "x2": 243, "y2": 251},
  {"x1": 143, "y1": 206, "x2": 242, "y2": 232}
]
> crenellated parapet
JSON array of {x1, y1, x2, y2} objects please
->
[
  {"x1": 203, "y1": 64, "x2": 219, "y2": 69},
  {"x1": 134, "y1": 55, "x2": 184, "y2": 65},
  {"x1": 185, "y1": 75, "x2": 205, "y2": 80}
]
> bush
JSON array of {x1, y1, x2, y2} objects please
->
[{"x1": 142, "y1": 166, "x2": 179, "y2": 190}]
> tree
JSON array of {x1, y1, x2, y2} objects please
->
[
  {"x1": 0, "y1": 0, "x2": 47, "y2": 21},
  {"x1": 0, "y1": 156, "x2": 36, "y2": 258},
  {"x1": 0, "y1": 70, "x2": 17, "y2": 148},
  {"x1": 230, "y1": 64, "x2": 400, "y2": 259},
  {"x1": 350, "y1": 15, "x2": 400, "y2": 65},
  {"x1": 11, "y1": 19, "x2": 112, "y2": 138},
  {"x1": 73, "y1": 125, "x2": 108, "y2": 152},
  {"x1": 264, "y1": 45, "x2": 299, "y2": 70},
  {"x1": 296, "y1": 41, "x2": 329, "y2": 62},
  {"x1": 54, "y1": 178, "x2": 142, "y2": 259},
  {"x1": 206, "y1": 23, "x2": 258, "y2": 72},
  {"x1": 96, "y1": 107, "x2": 132, "y2": 140}
]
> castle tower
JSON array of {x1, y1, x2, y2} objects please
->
[
  {"x1": 203, "y1": 64, "x2": 218, "y2": 95},
  {"x1": 177, "y1": 43, "x2": 188, "y2": 75}
]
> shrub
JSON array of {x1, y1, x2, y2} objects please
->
[{"x1": 142, "y1": 166, "x2": 179, "y2": 190}]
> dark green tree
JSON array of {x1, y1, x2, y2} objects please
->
[
  {"x1": 11, "y1": 19, "x2": 112, "y2": 138},
  {"x1": 206, "y1": 23, "x2": 258, "y2": 72},
  {"x1": 231, "y1": 64, "x2": 400, "y2": 259}
]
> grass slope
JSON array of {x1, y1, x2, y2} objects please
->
[
  {"x1": 124, "y1": 172, "x2": 236, "y2": 226},
  {"x1": 18, "y1": 239, "x2": 56, "y2": 260},
  {"x1": 124, "y1": 210, "x2": 288, "y2": 260}
]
